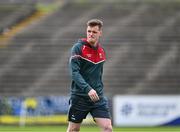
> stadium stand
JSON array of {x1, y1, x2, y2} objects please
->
[
  {"x1": 0, "y1": 0, "x2": 36, "y2": 34},
  {"x1": 0, "y1": 0, "x2": 179, "y2": 96}
]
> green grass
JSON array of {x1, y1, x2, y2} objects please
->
[{"x1": 0, "y1": 126, "x2": 180, "y2": 132}]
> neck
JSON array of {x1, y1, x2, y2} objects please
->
[
  {"x1": 91, "y1": 42, "x2": 98, "y2": 47},
  {"x1": 87, "y1": 40, "x2": 98, "y2": 47}
]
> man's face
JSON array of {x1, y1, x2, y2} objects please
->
[{"x1": 86, "y1": 25, "x2": 102, "y2": 45}]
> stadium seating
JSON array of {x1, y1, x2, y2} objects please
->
[
  {"x1": 0, "y1": 0, "x2": 36, "y2": 34},
  {"x1": 0, "y1": 0, "x2": 179, "y2": 96}
]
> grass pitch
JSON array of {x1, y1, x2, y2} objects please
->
[{"x1": 0, "y1": 125, "x2": 180, "y2": 132}]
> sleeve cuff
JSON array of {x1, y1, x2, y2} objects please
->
[{"x1": 85, "y1": 86, "x2": 92, "y2": 94}]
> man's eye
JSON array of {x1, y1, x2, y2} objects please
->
[{"x1": 88, "y1": 30, "x2": 97, "y2": 33}]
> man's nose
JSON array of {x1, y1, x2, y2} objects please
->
[{"x1": 89, "y1": 32, "x2": 93, "y2": 35}]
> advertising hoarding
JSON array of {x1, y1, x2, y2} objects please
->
[{"x1": 113, "y1": 95, "x2": 180, "y2": 126}]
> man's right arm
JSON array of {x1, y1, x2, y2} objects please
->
[{"x1": 69, "y1": 44, "x2": 92, "y2": 94}]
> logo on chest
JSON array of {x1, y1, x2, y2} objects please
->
[
  {"x1": 86, "y1": 54, "x2": 92, "y2": 58},
  {"x1": 99, "y1": 53, "x2": 103, "y2": 59}
]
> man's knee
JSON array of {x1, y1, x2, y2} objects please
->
[
  {"x1": 103, "y1": 124, "x2": 113, "y2": 132},
  {"x1": 67, "y1": 122, "x2": 81, "y2": 132},
  {"x1": 67, "y1": 127, "x2": 80, "y2": 132}
]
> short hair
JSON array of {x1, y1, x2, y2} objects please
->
[{"x1": 87, "y1": 19, "x2": 103, "y2": 30}]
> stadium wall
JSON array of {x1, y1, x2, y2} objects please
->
[{"x1": 1, "y1": 96, "x2": 180, "y2": 126}]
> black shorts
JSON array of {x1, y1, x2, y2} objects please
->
[{"x1": 67, "y1": 96, "x2": 111, "y2": 123}]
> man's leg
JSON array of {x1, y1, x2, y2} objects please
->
[
  {"x1": 67, "y1": 100, "x2": 89, "y2": 132},
  {"x1": 94, "y1": 118, "x2": 112, "y2": 132},
  {"x1": 67, "y1": 121, "x2": 81, "y2": 132}
]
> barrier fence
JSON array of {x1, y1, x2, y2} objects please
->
[{"x1": 1, "y1": 95, "x2": 180, "y2": 126}]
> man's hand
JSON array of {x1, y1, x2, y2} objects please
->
[{"x1": 88, "y1": 89, "x2": 99, "y2": 102}]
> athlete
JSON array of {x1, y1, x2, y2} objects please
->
[{"x1": 67, "y1": 19, "x2": 112, "y2": 132}]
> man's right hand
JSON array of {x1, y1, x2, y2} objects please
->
[{"x1": 88, "y1": 89, "x2": 99, "y2": 102}]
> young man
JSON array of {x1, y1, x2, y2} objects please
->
[{"x1": 67, "y1": 19, "x2": 112, "y2": 132}]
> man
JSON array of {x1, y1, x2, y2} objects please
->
[{"x1": 67, "y1": 19, "x2": 112, "y2": 132}]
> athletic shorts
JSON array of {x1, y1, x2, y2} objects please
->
[{"x1": 67, "y1": 96, "x2": 111, "y2": 123}]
